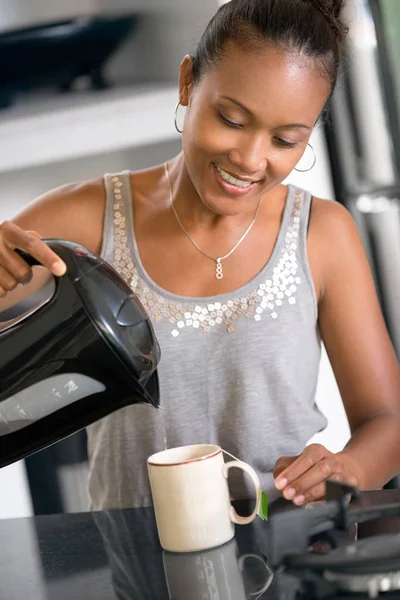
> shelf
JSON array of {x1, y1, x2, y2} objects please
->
[
  {"x1": 0, "y1": 0, "x2": 217, "y2": 34},
  {"x1": 0, "y1": 83, "x2": 180, "y2": 174}
]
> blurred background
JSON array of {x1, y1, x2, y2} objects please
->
[{"x1": 0, "y1": 0, "x2": 398, "y2": 518}]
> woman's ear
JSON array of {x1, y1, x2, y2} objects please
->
[{"x1": 178, "y1": 54, "x2": 195, "y2": 107}]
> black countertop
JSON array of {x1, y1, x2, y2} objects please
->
[{"x1": 1, "y1": 490, "x2": 400, "y2": 600}]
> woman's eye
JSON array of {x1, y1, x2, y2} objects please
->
[
  {"x1": 218, "y1": 112, "x2": 242, "y2": 129},
  {"x1": 274, "y1": 138, "x2": 299, "y2": 149},
  {"x1": 217, "y1": 114, "x2": 300, "y2": 147}
]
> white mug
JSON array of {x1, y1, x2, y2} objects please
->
[{"x1": 147, "y1": 444, "x2": 262, "y2": 553}]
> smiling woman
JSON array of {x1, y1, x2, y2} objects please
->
[
  {"x1": 177, "y1": 41, "x2": 328, "y2": 221},
  {"x1": 1, "y1": 0, "x2": 400, "y2": 511}
]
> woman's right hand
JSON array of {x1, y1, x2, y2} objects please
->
[{"x1": 0, "y1": 221, "x2": 67, "y2": 298}]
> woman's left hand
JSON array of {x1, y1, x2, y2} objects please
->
[{"x1": 273, "y1": 444, "x2": 361, "y2": 505}]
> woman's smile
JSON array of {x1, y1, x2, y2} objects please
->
[{"x1": 212, "y1": 163, "x2": 262, "y2": 197}]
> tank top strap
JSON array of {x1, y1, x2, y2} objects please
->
[
  {"x1": 299, "y1": 187, "x2": 313, "y2": 233},
  {"x1": 101, "y1": 171, "x2": 136, "y2": 285},
  {"x1": 295, "y1": 187, "x2": 318, "y2": 319},
  {"x1": 276, "y1": 184, "x2": 311, "y2": 263}
]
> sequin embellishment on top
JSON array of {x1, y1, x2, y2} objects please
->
[{"x1": 111, "y1": 175, "x2": 304, "y2": 336}]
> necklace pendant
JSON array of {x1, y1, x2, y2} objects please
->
[{"x1": 216, "y1": 259, "x2": 223, "y2": 280}]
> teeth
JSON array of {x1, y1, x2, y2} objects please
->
[{"x1": 216, "y1": 165, "x2": 253, "y2": 188}]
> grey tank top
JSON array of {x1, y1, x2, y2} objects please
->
[{"x1": 86, "y1": 171, "x2": 327, "y2": 510}]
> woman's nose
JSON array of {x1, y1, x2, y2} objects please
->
[{"x1": 228, "y1": 134, "x2": 268, "y2": 175}]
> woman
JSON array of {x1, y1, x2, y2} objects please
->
[{"x1": 0, "y1": 0, "x2": 399, "y2": 510}]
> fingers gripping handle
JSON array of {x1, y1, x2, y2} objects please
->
[
  {"x1": 14, "y1": 239, "x2": 67, "y2": 275},
  {"x1": 222, "y1": 460, "x2": 262, "y2": 525},
  {"x1": 15, "y1": 249, "x2": 41, "y2": 267}
]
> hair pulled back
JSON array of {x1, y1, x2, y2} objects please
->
[{"x1": 192, "y1": 0, "x2": 348, "y2": 91}]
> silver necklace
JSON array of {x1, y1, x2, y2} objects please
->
[{"x1": 165, "y1": 162, "x2": 262, "y2": 280}]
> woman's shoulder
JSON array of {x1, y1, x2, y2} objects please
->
[
  {"x1": 307, "y1": 195, "x2": 368, "y2": 300},
  {"x1": 309, "y1": 195, "x2": 360, "y2": 245},
  {"x1": 12, "y1": 176, "x2": 106, "y2": 253}
]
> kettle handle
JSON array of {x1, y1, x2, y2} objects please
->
[
  {"x1": 0, "y1": 242, "x2": 79, "y2": 333},
  {"x1": 15, "y1": 249, "x2": 43, "y2": 268},
  {"x1": 14, "y1": 247, "x2": 64, "y2": 293}
]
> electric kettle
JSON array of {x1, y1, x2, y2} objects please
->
[{"x1": 0, "y1": 239, "x2": 160, "y2": 468}]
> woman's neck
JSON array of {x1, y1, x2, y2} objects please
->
[{"x1": 166, "y1": 153, "x2": 262, "y2": 234}]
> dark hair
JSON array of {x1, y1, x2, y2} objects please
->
[{"x1": 192, "y1": 0, "x2": 348, "y2": 92}]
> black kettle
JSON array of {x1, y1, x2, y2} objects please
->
[{"x1": 0, "y1": 239, "x2": 160, "y2": 468}]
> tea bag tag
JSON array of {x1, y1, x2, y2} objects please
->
[{"x1": 257, "y1": 491, "x2": 269, "y2": 521}]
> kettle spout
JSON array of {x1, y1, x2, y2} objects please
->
[{"x1": 141, "y1": 372, "x2": 160, "y2": 409}]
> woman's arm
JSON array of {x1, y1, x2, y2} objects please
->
[
  {"x1": 317, "y1": 200, "x2": 400, "y2": 487},
  {"x1": 274, "y1": 199, "x2": 400, "y2": 503}
]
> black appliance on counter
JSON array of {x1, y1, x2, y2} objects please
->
[
  {"x1": 267, "y1": 482, "x2": 400, "y2": 599},
  {"x1": 0, "y1": 15, "x2": 139, "y2": 108}
]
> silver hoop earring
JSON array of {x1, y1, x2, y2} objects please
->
[
  {"x1": 294, "y1": 143, "x2": 316, "y2": 172},
  {"x1": 174, "y1": 102, "x2": 184, "y2": 134}
]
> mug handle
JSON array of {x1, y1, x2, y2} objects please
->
[
  {"x1": 238, "y1": 553, "x2": 274, "y2": 597},
  {"x1": 222, "y1": 461, "x2": 262, "y2": 525}
]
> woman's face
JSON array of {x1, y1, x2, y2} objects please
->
[{"x1": 179, "y1": 41, "x2": 331, "y2": 216}]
